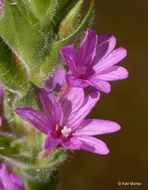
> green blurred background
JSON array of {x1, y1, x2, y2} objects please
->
[{"x1": 59, "y1": 0, "x2": 147, "y2": 190}]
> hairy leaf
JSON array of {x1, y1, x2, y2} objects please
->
[
  {"x1": 0, "y1": 37, "x2": 28, "y2": 93},
  {"x1": 58, "y1": 0, "x2": 84, "y2": 38}
]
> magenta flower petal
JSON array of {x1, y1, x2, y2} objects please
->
[
  {"x1": 9, "y1": 173, "x2": 24, "y2": 190},
  {"x1": 61, "y1": 137, "x2": 82, "y2": 150},
  {"x1": 39, "y1": 88, "x2": 63, "y2": 127},
  {"x1": 74, "y1": 119, "x2": 120, "y2": 136},
  {"x1": 59, "y1": 87, "x2": 84, "y2": 125},
  {"x1": 66, "y1": 74, "x2": 90, "y2": 88},
  {"x1": 66, "y1": 91, "x2": 100, "y2": 130},
  {"x1": 97, "y1": 66, "x2": 129, "y2": 81},
  {"x1": 77, "y1": 29, "x2": 98, "y2": 67},
  {"x1": 44, "y1": 68, "x2": 66, "y2": 93},
  {"x1": 15, "y1": 107, "x2": 49, "y2": 134},
  {"x1": 89, "y1": 78, "x2": 111, "y2": 93},
  {"x1": 60, "y1": 44, "x2": 78, "y2": 76},
  {"x1": 0, "y1": 163, "x2": 10, "y2": 190},
  {"x1": 93, "y1": 47, "x2": 127, "y2": 73},
  {"x1": 77, "y1": 136, "x2": 109, "y2": 155},
  {"x1": 44, "y1": 132, "x2": 62, "y2": 150},
  {"x1": 0, "y1": 163, "x2": 24, "y2": 190},
  {"x1": 93, "y1": 34, "x2": 116, "y2": 65}
]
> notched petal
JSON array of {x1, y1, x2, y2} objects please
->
[
  {"x1": 75, "y1": 119, "x2": 121, "y2": 136},
  {"x1": 39, "y1": 88, "x2": 63, "y2": 127}
]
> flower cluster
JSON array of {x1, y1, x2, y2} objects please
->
[{"x1": 15, "y1": 29, "x2": 128, "y2": 155}]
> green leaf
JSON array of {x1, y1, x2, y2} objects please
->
[
  {"x1": 0, "y1": 37, "x2": 28, "y2": 93},
  {"x1": 31, "y1": 0, "x2": 76, "y2": 27},
  {"x1": 25, "y1": 0, "x2": 76, "y2": 33},
  {"x1": 29, "y1": 0, "x2": 51, "y2": 23},
  {"x1": 58, "y1": 0, "x2": 84, "y2": 38},
  {"x1": 16, "y1": 0, "x2": 40, "y2": 29},
  {"x1": 45, "y1": 0, "x2": 76, "y2": 30},
  {"x1": 0, "y1": 0, "x2": 41, "y2": 71},
  {"x1": 0, "y1": 133, "x2": 18, "y2": 156},
  {"x1": 32, "y1": 1, "x2": 94, "y2": 86},
  {"x1": 14, "y1": 83, "x2": 41, "y2": 110},
  {"x1": 0, "y1": 133, "x2": 41, "y2": 166},
  {"x1": 10, "y1": 138, "x2": 36, "y2": 164},
  {"x1": 4, "y1": 89, "x2": 18, "y2": 125}
]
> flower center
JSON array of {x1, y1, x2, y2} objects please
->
[
  {"x1": 53, "y1": 124, "x2": 72, "y2": 141},
  {"x1": 61, "y1": 126, "x2": 72, "y2": 138},
  {"x1": 77, "y1": 65, "x2": 87, "y2": 78}
]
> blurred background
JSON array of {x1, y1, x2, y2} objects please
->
[{"x1": 59, "y1": 0, "x2": 147, "y2": 190}]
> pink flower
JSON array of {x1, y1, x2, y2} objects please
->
[
  {"x1": 0, "y1": 163, "x2": 24, "y2": 190},
  {"x1": 44, "y1": 68, "x2": 66, "y2": 93},
  {"x1": 60, "y1": 29, "x2": 128, "y2": 93},
  {"x1": 15, "y1": 88, "x2": 120, "y2": 155}
]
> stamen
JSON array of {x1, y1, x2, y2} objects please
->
[
  {"x1": 55, "y1": 124, "x2": 59, "y2": 131},
  {"x1": 61, "y1": 126, "x2": 72, "y2": 138}
]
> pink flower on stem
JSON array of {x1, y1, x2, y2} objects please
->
[
  {"x1": 60, "y1": 29, "x2": 128, "y2": 93},
  {"x1": 15, "y1": 87, "x2": 120, "y2": 155},
  {"x1": 0, "y1": 163, "x2": 24, "y2": 190}
]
